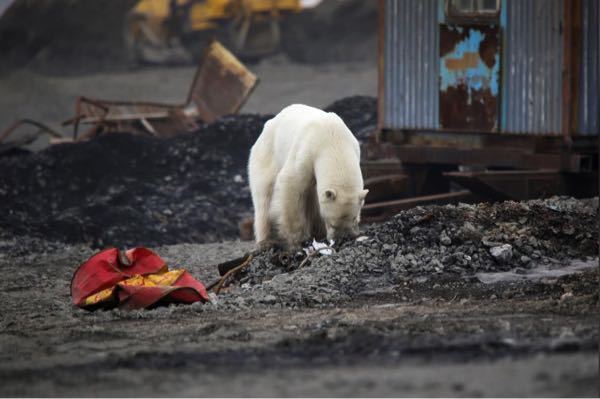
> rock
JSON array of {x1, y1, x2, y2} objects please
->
[
  {"x1": 439, "y1": 231, "x2": 452, "y2": 246},
  {"x1": 490, "y1": 244, "x2": 513, "y2": 263},
  {"x1": 560, "y1": 292, "x2": 574, "y2": 302},
  {"x1": 260, "y1": 295, "x2": 278, "y2": 304}
]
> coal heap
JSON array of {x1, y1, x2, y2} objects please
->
[
  {"x1": 0, "y1": 114, "x2": 270, "y2": 248},
  {"x1": 324, "y1": 96, "x2": 377, "y2": 140}
]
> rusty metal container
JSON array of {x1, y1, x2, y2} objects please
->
[
  {"x1": 380, "y1": 0, "x2": 599, "y2": 138},
  {"x1": 501, "y1": 0, "x2": 563, "y2": 135},
  {"x1": 382, "y1": 0, "x2": 439, "y2": 130}
]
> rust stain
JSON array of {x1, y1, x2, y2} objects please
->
[
  {"x1": 445, "y1": 52, "x2": 480, "y2": 70},
  {"x1": 478, "y1": 28, "x2": 499, "y2": 69},
  {"x1": 439, "y1": 24, "x2": 500, "y2": 132},
  {"x1": 440, "y1": 84, "x2": 498, "y2": 131},
  {"x1": 439, "y1": 26, "x2": 469, "y2": 57}
]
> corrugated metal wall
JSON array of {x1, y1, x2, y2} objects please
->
[
  {"x1": 502, "y1": 0, "x2": 563, "y2": 135},
  {"x1": 383, "y1": 0, "x2": 439, "y2": 130},
  {"x1": 578, "y1": 0, "x2": 599, "y2": 135}
]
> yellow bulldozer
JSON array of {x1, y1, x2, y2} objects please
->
[{"x1": 125, "y1": 0, "x2": 310, "y2": 63}]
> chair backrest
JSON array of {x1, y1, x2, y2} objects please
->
[{"x1": 185, "y1": 40, "x2": 258, "y2": 123}]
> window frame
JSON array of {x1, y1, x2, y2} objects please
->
[{"x1": 445, "y1": 0, "x2": 501, "y2": 23}]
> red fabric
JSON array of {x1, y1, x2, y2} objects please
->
[{"x1": 71, "y1": 247, "x2": 209, "y2": 310}]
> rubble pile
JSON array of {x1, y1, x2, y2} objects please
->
[
  {"x1": 0, "y1": 114, "x2": 271, "y2": 248},
  {"x1": 219, "y1": 197, "x2": 598, "y2": 308}
]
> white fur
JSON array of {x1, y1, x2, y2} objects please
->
[{"x1": 248, "y1": 104, "x2": 368, "y2": 249}]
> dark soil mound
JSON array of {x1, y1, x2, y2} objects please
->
[
  {"x1": 324, "y1": 95, "x2": 377, "y2": 140},
  {"x1": 0, "y1": 114, "x2": 270, "y2": 248}
]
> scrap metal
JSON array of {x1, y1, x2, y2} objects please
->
[
  {"x1": 0, "y1": 119, "x2": 65, "y2": 154},
  {"x1": 361, "y1": 190, "x2": 474, "y2": 223},
  {"x1": 64, "y1": 40, "x2": 258, "y2": 140}
]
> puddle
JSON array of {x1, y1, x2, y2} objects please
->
[{"x1": 476, "y1": 258, "x2": 598, "y2": 284}]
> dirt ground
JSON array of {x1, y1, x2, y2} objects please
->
[
  {"x1": 1, "y1": 198, "x2": 598, "y2": 397},
  {"x1": 1, "y1": 2, "x2": 598, "y2": 395}
]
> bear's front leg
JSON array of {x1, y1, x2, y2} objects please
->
[{"x1": 273, "y1": 170, "x2": 311, "y2": 250}]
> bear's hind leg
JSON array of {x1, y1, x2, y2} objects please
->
[
  {"x1": 249, "y1": 164, "x2": 276, "y2": 248},
  {"x1": 272, "y1": 169, "x2": 311, "y2": 250}
]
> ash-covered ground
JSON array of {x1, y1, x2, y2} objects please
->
[{"x1": 0, "y1": 94, "x2": 597, "y2": 397}]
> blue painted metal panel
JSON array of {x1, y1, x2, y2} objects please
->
[
  {"x1": 383, "y1": 0, "x2": 439, "y2": 130},
  {"x1": 578, "y1": 0, "x2": 599, "y2": 135},
  {"x1": 439, "y1": 24, "x2": 500, "y2": 131},
  {"x1": 502, "y1": 0, "x2": 563, "y2": 135}
]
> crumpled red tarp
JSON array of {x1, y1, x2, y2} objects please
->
[{"x1": 71, "y1": 247, "x2": 209, "y2": 310}]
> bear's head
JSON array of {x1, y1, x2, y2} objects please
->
[{"x1": 319, "y1": 188, "x2": 369, "y2": 241}]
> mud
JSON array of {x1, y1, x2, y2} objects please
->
[{"x1": 1, "y1": 197, "x2": 598, "y2": 396}]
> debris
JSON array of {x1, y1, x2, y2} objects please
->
[
  {"x1": 63, "y1": 41, "x2": 257, "y2": 140},
  {"x1": 71, "y1": 247, "x2": 208, "y2": 310},
  {"x1": 212, "y1": 197, "x2": 598, "y2": 308},
  {"x1": 212, "y1": 253, "x2": 253, "y2": 295},
  {"x1": 304, "y1": 239, "x2": 335, "y2": 256},
  {"x1": 362, "y1": 191, "x2": 474, "y2": 223},
  {"x1": 0, "y1": 119, "x2": 65, "y2": 155}
]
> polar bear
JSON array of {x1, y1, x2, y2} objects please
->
[{"x1": 248, "y1": 104, "x2": 368, "y2": 249}]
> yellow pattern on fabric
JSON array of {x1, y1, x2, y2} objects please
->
[{"x1": 83, "y1": 269, "x2": 185, "y2": 306}]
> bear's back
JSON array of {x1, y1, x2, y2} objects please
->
[{"x1": 272, "y1": 104, "x2": 357, "y2": 157}]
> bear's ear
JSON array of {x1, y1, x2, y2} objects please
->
[
  {"x1": 324, "y1": 189, "x2": 337, "y2": 201},
  {"x1": 359, "y1": 189, "x2": 369, "y2": 200}
]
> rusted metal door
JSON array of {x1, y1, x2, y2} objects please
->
[{"x1": 439, "y1": 24, "x2": 500, "y2": 131}]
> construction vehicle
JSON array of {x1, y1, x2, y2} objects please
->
[{"x1": 125, "y1": 0, "x2": 308, "y2": 64}]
